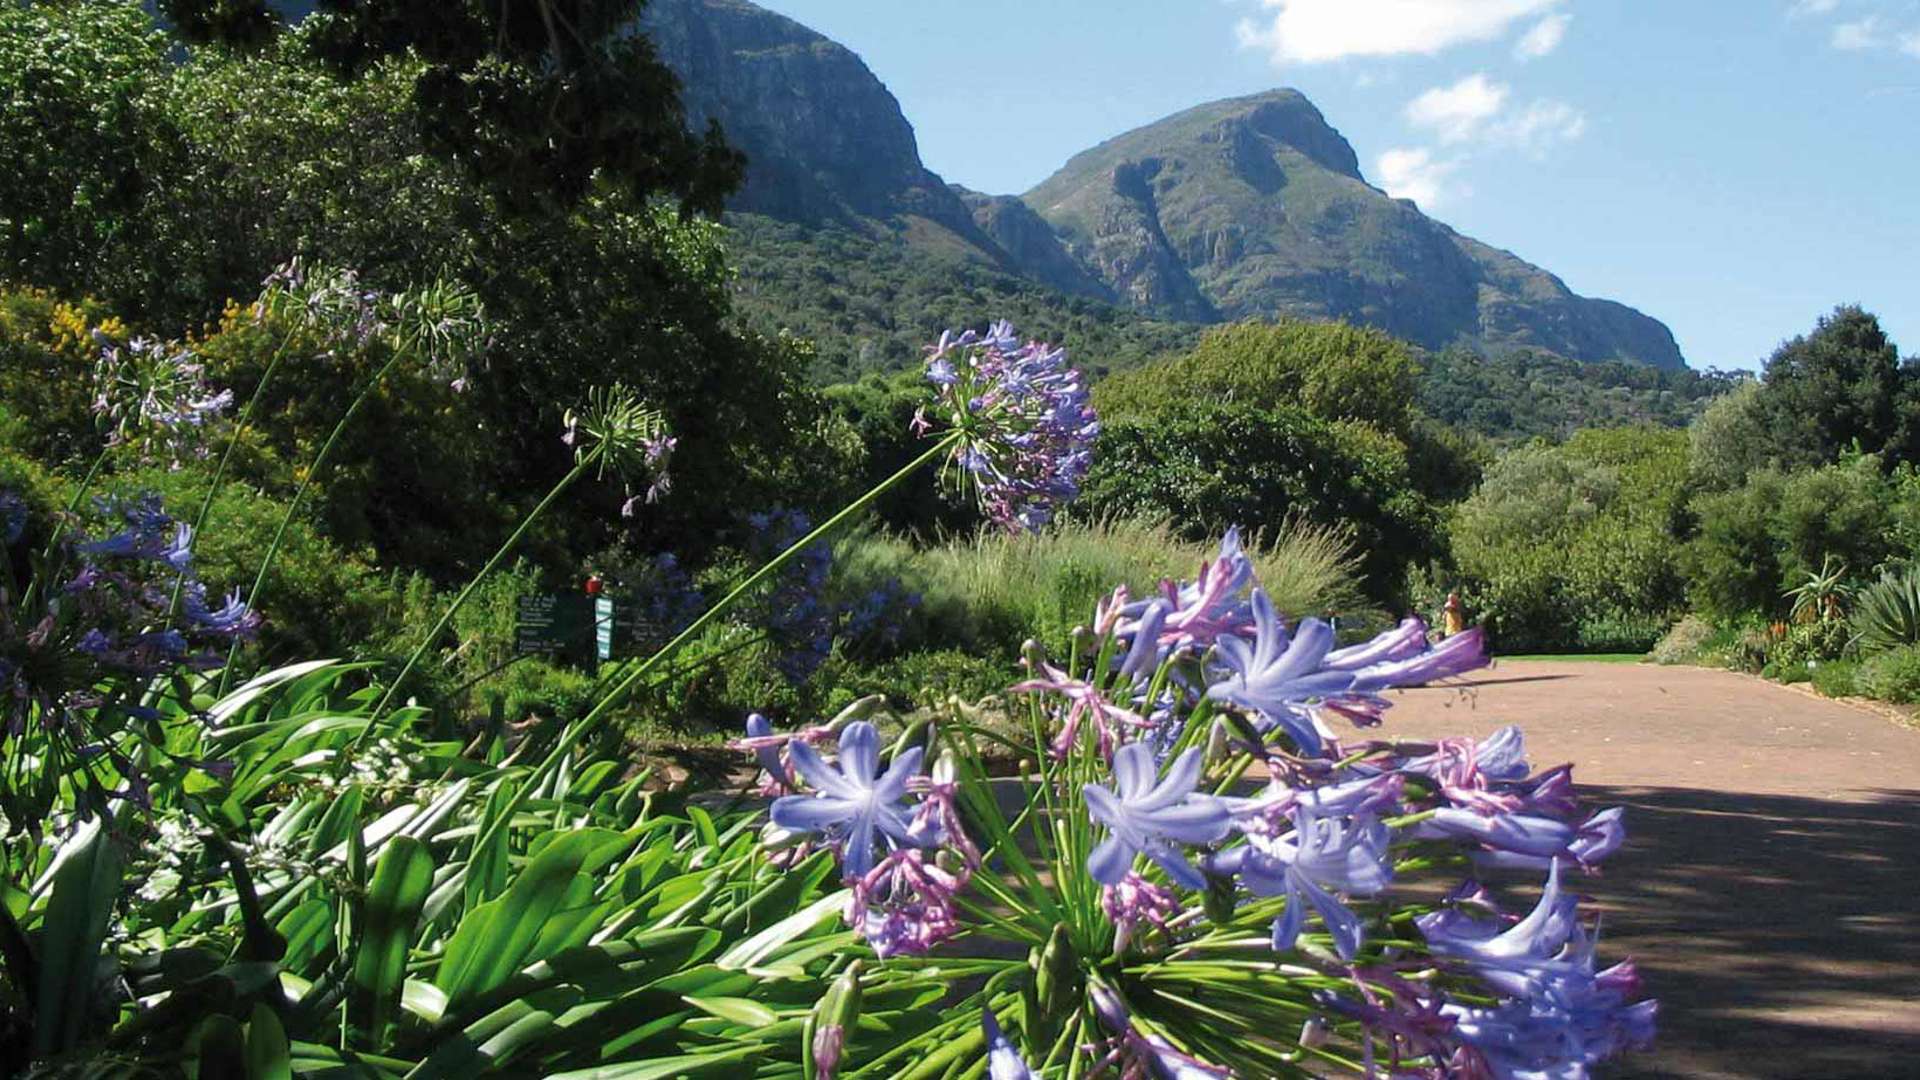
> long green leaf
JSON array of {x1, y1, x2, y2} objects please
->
[
  {"x1": 246, "y1": 1002, "x2": 293, "y2": 1080},
  {"x1": 435, "y1": 829, "x2": 625, "y2": 1009},
  {"x1": 33, "y1": 817, "x2": 123, "y2": 1056},
  {"x1": 352, "y1": 835, "x2": 436, "y2": 1041}
]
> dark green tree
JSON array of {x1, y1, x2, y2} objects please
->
[{"x1": 1752, "y1": 305, "x2": 1912, "y2": 466}]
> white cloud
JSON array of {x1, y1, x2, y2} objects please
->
[
  {"x1": 1490, "y1": 99, "x2": 1588, "y2": 154},
  {"x1": 1406, "y1": 74, "x2": 1510, "y2": 143},
  {"x1": 1788, "y1": 0, "x2": 1840, "y2": 17},
  {"x1": 1900, "y1": 30, "x2": 1920, "y2": 57},
  {"x1": 1237, "y1": 0, "x2": 1563, "y2": 64},
  {"x1": 1832, "y1": 16, "x2": 1882, "y2": 49},
  {"x1": 1514, "y1": 13, "x2": 1572, "y2": 59},
  {"x1": 1375, "y1": 147, "x2": 1464, "y2": 207}
]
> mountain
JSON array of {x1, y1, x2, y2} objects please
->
[
  {"x1": 1022, "y1": 89, "x2": 1681, "y2": 368},
  {"x1": 641, "y1": 0, "x2": 1684, "y2": 372}
]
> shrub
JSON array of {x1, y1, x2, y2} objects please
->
[
  {"x1": 1856, "y1": 644, "x2": 1920, "y2": 704},
  {"x1": 1450, "y1": 427, "x2": 1690, "y2": 653},
  {"x1": 1767, "y1": 619, "x2": 1851, "y2": 670},
  {"x1": 1094, "y1": 319, "x2": 1419, "y2": 435},
  {"x1": 1853, "y1": 565, "x2": 1920, "y2": 653},
  {"x1": 1649, "y1": 615, "x2": 1715, "y2": 665},
  {"x1": 1810, "y1": 659, "x2": 1860, "y2": 699},
  {"x1": 1080, "y1": 402, "x2": 1437, "y2": 599}
]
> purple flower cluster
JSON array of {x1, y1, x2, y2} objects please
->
[
  {"x1": 1, "y1": 491, "x2": 26, "y2": 547},
  {"x1": 838, "y1": 577, "x2": 920, "y2": 657},
  {"x1": 915, "y1": 321, "x2": 1097, "y2": 533},
  {"x1": 90, "y1": 333, "x2": 232, "y2": 466},
  {"x1": 759, "y1": 718, "x2": 978, "y2": 958},
  {"x1": 2, "y1": 494, "x2": 257, "y2": 810},
  {"x1": 1105, "y1": 528, "x2": 1489, "y2": 760},
  {"x1": 746, "y1": 508, "x2": 835, "y2": 684}
]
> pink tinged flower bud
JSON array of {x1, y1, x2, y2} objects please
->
[{"x1": 811, "y1": 1025, "x2": 844, "y2": 1079}]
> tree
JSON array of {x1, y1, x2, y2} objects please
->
[
  {"x1": 1078, "y1": 401, "x2": 1438, "y2": 601},
  {"x1": 1094, "y1": 319, "x2": 1420, "y2": 436},
  {"x1": 1752, "y1": 305, "x2": 1912, "y2": 467}
]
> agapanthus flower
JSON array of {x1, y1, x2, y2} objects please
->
[
  {"x1": 982, "y1": 1009, "x2": 1034, "y2": 1080},
  {"x1": 1116, "y1": 529, "x2": 1257, "y2": 655},
  {"x1": 1013, "y1": 658, "x2": 1150, "y2": 759},
  {"x1": 1102, "y1": 872, "x2": 1185, "y2": 952},
  {"x1": 744, "y1": 508, "x2": 835, "y2": 683},
  {"x1": 1418, "y1": 806, "x2": 1628, "y2": 873},
  {"x1": 0, "y1": 491, "x2": 25, "y2": 546},
  {"x1": 771, "y1": 720, "x2": 929, "y2": 880},
  {"x1": 917, "y1": 320, "x2": 1097, "y2": 533},
  {"x1": 90, "y1": 335, "x2": 231, "y2": 465},
  {"x1": 182, "y1": 584, "x2": 261, "y2": 638},
  {"x1": 848, "y1": 848, "x2": 964, "y2": 958},
  {"x1": 1210, "y1": 808, "x2": 1394, "y2": 960},
  {"x1": 1085, "y1": 744, "x2": 1231, "y2": 889},
  {"x1": 1088, "y1": 984, "x2": 1232, "y2": 1080},
  {"x1": 1206, "y1": 590, "x2": 1489, "y2": 757}
]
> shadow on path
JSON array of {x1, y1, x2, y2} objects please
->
[{"x1": 1570, "y1": 784, "x2": 1920, "y2": 1079}]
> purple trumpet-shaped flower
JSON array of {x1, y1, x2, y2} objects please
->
[
  {"x1": 1419, "y1": 860, "x2": 1583, "y2": 974},
  {"x1": 1, "y1": 491, "x2": 26, "y2": 546},
  {"x1": 1102, "y1": 871, "x2": 1184, "y2": 952},
  {"x1": 1012, "y1": 660, "x2": 1150, "y2": 759},
  {"x1": 736, "y1": 712, "x2": 795, "y2": 794},
  {"x1": 1085, "y1": 744, "x2": 1231, "y2": 889},
  {"x1": 1322, "y1": 615, "x2": 1431, "y2": 671},
  {"x1": 1208, "y1": 591, "x2": 1492, "y2": 757},
  {"x1": 1119, "y1": 529, "x2": 1256, "y2": 654},
  {"x1": 1088, "y1": 984, "x2": 1232, "y2": 1080},
  {"x1": 1210, "y1": 809, "x2": 1393, "y2": 960},
  {"x1": 982, "y1": 1009, "x2": 1034, "y2": 1080},
  {"x1": 183, "y1": 584, "x2": 260, "y2": 638},
  {"x1": 771, "y1": 721, "x2": 927, "y2": 880},
  {"x1": 1205, "y1": 591, "x2": 1358, "y2": 756},
  {"x1": 849, "y1": 848, "x2": 964, "y2": 958},
  {"x1": 1418, "y1": 806, "x2": 1627, "y2": 872}
]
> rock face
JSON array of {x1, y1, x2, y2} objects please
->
[
  {"x1": 639, "y1": 0, "x2": 976, "y2": 237},
  {"x1": 642, "y1": 1, "x2": 1684, "y2": 368},
  {"x1": 1024, "y1": 90, "x2": 1684, "y2": 367}
]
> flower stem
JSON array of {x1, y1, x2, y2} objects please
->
[
  {"x1": 216, "y1": 349, "x2": 408, "y2": 695},
  {"x1": 471, "y1": 430, "x2": 962, "y2": 855},
  {"x1": 168, "y1": 336, "x2": 294, "y2": 616},
  {"x1": 350, "y1": 444, "x2": 605, "y2": 752}
]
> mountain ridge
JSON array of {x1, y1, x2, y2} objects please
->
[{"x1": 642, "y1": 0, "x2": 1685, "y2": 371}]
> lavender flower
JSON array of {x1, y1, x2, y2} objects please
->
[
  {"x1": 1206, "y1": 590, "x2": 1490, "y2": 757},
  {"x1": 917, "y1": 321, "x2": 1097, "y2": 533},
  {"x1": 849, "y1": 848, "x2": 964, "y2": 958},
  {"x1": 0, "y1": 491, "x2": 25, "y2": 546},
  {"x1": 1013, "y1": 659, "x2": 1150, "y2": 759},
  {"x1": 982, "y1": 1009, "x2": 1034, "y2": 1080},
  {"x1": 772, "y1": 721, "x2": 928, "y2": 880},
  {"x1": 1210, "y1": 809, "x2": 1394, "y2": 960},
  {"x1": 746, "y1": 508, "x2": 835, "y2": 683},
  {"x1": 1085, "y1": 744, "x2": 1231, "y2": 889},
  {"x1": 1419, "y1": 806, "x2": 1627, "y2": 873}
]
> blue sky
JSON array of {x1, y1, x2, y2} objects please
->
[{"x1": 756, "y1": 0, "x2": 1919, "y2": 371}]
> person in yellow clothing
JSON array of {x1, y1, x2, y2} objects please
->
[{"x1": 1441, "y1": 592, "x2": 1466, "y2": 638}]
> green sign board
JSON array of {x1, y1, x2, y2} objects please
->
[{"x1": 515, "y1": 593, "x2": 593, "y2": 661}]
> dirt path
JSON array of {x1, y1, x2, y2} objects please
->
[{"x1": 1380, "y1": 661, "x2": 1920, "y2": 1079}]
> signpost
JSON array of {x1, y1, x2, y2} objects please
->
[{"x1": 515, "y1": 593, "x2": 594, "y2": 664}]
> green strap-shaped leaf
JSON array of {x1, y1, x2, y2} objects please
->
[
  {"x1": 352, "y1": 835, "x2": 436, "y2": 1041},
  {"x1": 246, "y1": 1003, "x2": 293, "y2": 1080},
  {"x1": 195, "y1": 1013, "x2": 249, "y2": 1078},
  {"x1": 545, "y1": 1044, "x2": 766, "y2": 1080},
  {"x1": 33, "y1": 817, "x2": 123, "y2": 1057},
  {"x1": 435, "y1": 829, "x2": 625, "y2": 1010}
]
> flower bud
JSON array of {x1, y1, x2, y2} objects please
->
[
  {"x1": 1299, "y1": 1017, "x2": 1330, "y2": 1049},
  {"x1": 828, "y1": 694, "x2": 888, "y2": 732},
  {"x1": 1020, "y1": 638, "x2": 1046, "y2": 670},
  {"x1": 809, "y1": 960, "x2": 864, "y2": 1079},
  {"x1": 1033, "y1": 923, "x2": 1078, "y2": 1017}
]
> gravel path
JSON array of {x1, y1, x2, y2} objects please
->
[{"x1": 1381, "y1": 661, "x2": 1920, "y2": 1079}]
